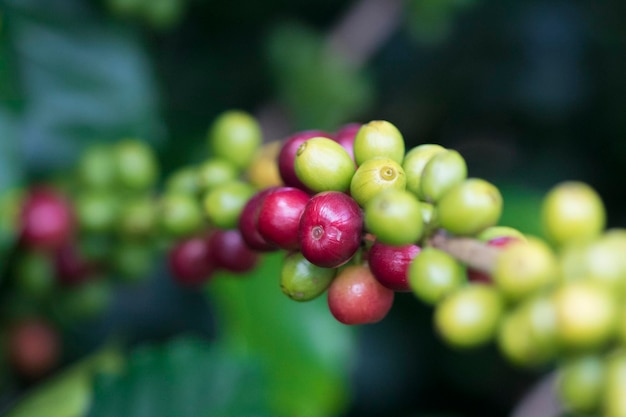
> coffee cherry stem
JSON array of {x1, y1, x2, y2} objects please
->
[{"x1": 428, "y1": 232, "x2": 499, "y2": 274}]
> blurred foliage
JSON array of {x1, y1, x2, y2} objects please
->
[
  {"x1": 87, "y1": 336, "x2": 270, "y2": 417},
  {"x1": 266, "y1": 21, "x2": 374, "y2": 131},
  {"x1": 209, "y1": 253, "x2": 354, "y2": 417},
  {"x1": 6, "y1": 343, "x2": 123, "y2": 417},
  {"x1": 405, "y1": 0, "x2": 476, "y2": 44}
]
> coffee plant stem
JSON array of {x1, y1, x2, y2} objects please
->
[{"x1": 429, "y1": 232, "x2": 499, "y2": 273}]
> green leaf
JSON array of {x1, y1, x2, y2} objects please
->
[
  {"x1": 87, "y1": 335, "x2": 271, "y2": 417},
  {"x1": 208, "y1": 253, "x2": 356, "y2": 417},
  {"x1": 4, "y1": 344, "x2": 124, "y2": 417},
  {"x1": 266, "y1": 22, "x2": 374, "y2": 131},
  {"x1": 404, "y1": 0, "x2": 476, "y2": 44},
  {"x1": 4, "y1": 0, "x2": 164, "y2": 172}
]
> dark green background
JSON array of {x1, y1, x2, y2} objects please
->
[{"x1": 1, "y1": 0, "x2": 625, "y2": 416}]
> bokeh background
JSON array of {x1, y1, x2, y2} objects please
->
[{"x1": 0, "y1": 0, "x2": 625, "y2": 416}]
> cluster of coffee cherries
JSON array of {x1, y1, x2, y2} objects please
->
[{"x1": 3, "y1": 109, "x2": 626, "y2": 417}]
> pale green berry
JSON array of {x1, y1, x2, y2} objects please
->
[
  {"x1": 353, "y1": 120, "x2": 405, "y2": 165},
  {"x1": 419, "y1": 150, "x2": 467, "y2": 203}
]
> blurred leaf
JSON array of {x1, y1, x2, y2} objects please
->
[
  {"x1": 3, "y1": 0, "x2": 164, "y2": 173},
  {"x1": 404, "y1": 0, "x2": 475, "y2": 44},
  {"x1": 87, "y1": 335, "x2": 271, "y2": 417},
  {"x1": 266, "y1": 22, "x2": 374, "y2": 131},
  {"x1": 5, "y1": 344, "x2": 124, "y2": 417},
  {"x1": 208, "y1": 252, "x2": 356, "y2": 417}
]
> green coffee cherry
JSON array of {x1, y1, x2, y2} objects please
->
[
  {"x1": 116, "y1": 196, "x2": 158, "y2": 240},
  {"x1": 280, "y1": 252, "x2": 337, "y2": 302},
  {"x1": 115, "y1": 139, "x2": 159, "y2": 190},
  {"x1": 434, "y1": 284, "x2": 503, "y2": 349},
  {"x1": 350, "y1": 158, "x2": 406, "y2": 207},
  {"x1": 408, "y1": 247, "x2": 465, "y2": 305},
  {"x1": 557, "y1": 354, "x2": 605, "y2": 415},
  {"x1": 618, "y1": 306, "x2": 626, "y2": 347},
  {"x1": 605, "y1": 350, "x2": 626, "y2": 417},
  {"x1": 419, "y1": 150, "x2": 467, "y2": 203},
  {"x1": 437, "y1": 178, "x2": 503, "y2": 236},
  {"x1": 203, "y1": 180, "x2": 256, "y2": 229},
  {"x1": 365, "y1": 189, "x2": 423, "y2": 246},
  {"x1": 552, "y1": 280, "x2": 618, "y2": 351},
  {"x1": 294, "y1": 137, "x2": 355, "y2": 192},
  {"x1": 75, "y1": 191, "x2": 120, "y2": 234},
  {"x1": 165, "y1": 166, "x2": 200, "y2": 195},
  {"x1": 497, "y1": 295, "x2": 558, "y2": 368},
  {"x1": 402, "y1": 144, "x2": 446, "y2": 196},
  {"x1": 541, "y1": 181, "x2": 605, "y2": 246},
  {"x1": 159, "y1": 192, "x2": 204, "y2": 237},
  {"x1": 197, "y1": 158, "x2": 239, "y2": 192},
  {"x1": 209, "y1": 110, "x2": 262, "y2": 170},
  {"x1": 77, "y1": 144, "x2": 116, "y2": 189},
  {"x1": 577, "y1": 235, "x2": 626, "y2": 293},
  {"x1": 492, "y1": 237, "x2": 558, "y2": 301},
  {"x1": 497, "y1": 310, "x2": 537, "y2": 368},
  {"x1": 353, "y1": 120, "x2": 405, "y2": 165},
  {"x1": 420, "y1": 202, "x2": 438, "y2": 236}
]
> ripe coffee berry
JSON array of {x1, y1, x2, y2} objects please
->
[
  {"x1": 19, "y1": 188, "x2": 74, "y2": 251},
  {"x1": 299, "y1": 191, "x2": 363, "y2": 268},
  {"x1": 167, "y1": 236, "x2": 214, "y2": 287},
  {"x1": 327, "y1": 264, "x2": 395, "y2": 325},
  {"x1": 208, "y1": 229, "x2": 258, "y2": 273},
  {"x1": 258, "y1": 187, "x2": 310, "y2": 251},
  {"x1": 333, "y1": 123, "x2": 361, "y2": 163},
  {"x1": 8, "y1": 318, "x2": 60, "y2": 379},
  {"x1": 238, "y1": 187, "x2": 279, "y2": 251},
  {"x1": 368, "y1": 241, "x2": 420, "y2": 292}
]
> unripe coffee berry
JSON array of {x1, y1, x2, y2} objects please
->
[
  {"x1": 294, "y1": 137, "x2": 355, "y2": 193},
  {"x1": 197, "y1": 158, "x2": 239, "y2": 192},
  {"x1": 541, "y1": 181, "x2": 605, "y2": 246},
  {"x1": 437, "y1": 178, "x2": 503, "y2": 236},
  {"x1": 350, "y1": 158, "x2": 406, "y2": 207},
  {"x1": 402, "y1": 144, "x2": 446, "y2": 197},
  {"x1": 114, "y1": 139, "x2": 158, "y2": 191},
  {"x1": 353, "y1": 120, "x2": 404, "y2": 166},
  {"x1": 364, "y1": 189, "x2": 423, "y2": 246},
  {"x1": 208, "y1": 110, "x2": 262, "y2": 170},
  {"x1": 159, "y1": 193, "x2": 204, "y2": 237},
  {"x1": 419, "y1": 150, "x2": 467, "y2": 203},
  {"x1": 203, "y1": 180, "x2": 256, "y2": 230},
  {"x1": 278, "y1": 130, "x2": 331, "y2": 192},
  {"x1": 280, "y1": 251, "x2": 337, "y2": 302},
  {"x1": 434, "y1": 284, "x2": 503, "y2": 349},
  {"x1": 552, "y1": 280, "x2": 618, "y2": 351},
  {"x1": 408, "y1": 247, "x2": 466, "y2": 305},
  {"x1": 492, "y1": 237, "x2": 558, "y2": 301}
]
